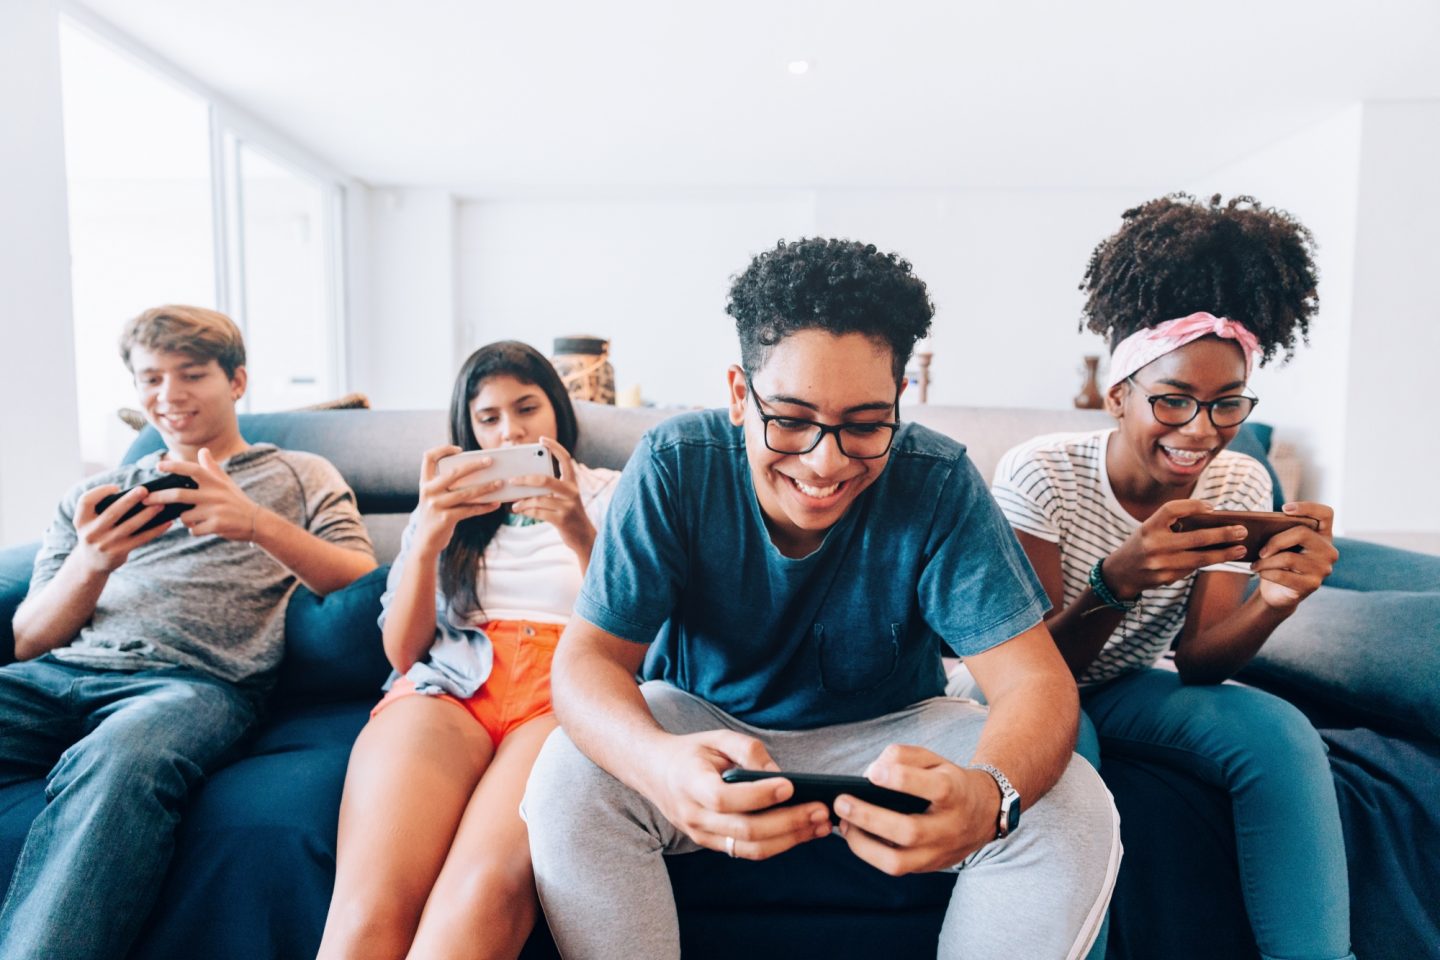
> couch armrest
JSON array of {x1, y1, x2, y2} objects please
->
[
  {"x1": 0, "y1": 543, "x2": 38, "y2": 665},
  {"x1": 1241, "y1": 584, "x2": 1440, "y2": 740},
  {"x1": 1239, "y1": 538, "x2": 1440, "y2": 739},
  {"x1": 1330, "y1": 537, "x2": 1440, "y2": 593}
]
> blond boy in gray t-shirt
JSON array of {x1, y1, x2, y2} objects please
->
[{"x1": 0, "y1": 306, "x2": 375, "y2": 960}]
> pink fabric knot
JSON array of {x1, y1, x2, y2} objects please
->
[{"x1": 1105, "y1": 312, "x2": 1261, "y2": 388}]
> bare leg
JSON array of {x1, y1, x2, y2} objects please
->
[
  {"x1": 316, "y1": 696, "x2": 495, "y2": 960},
  {"x1": 406, "y1": 713, "x2": 559, "y2": 960}
]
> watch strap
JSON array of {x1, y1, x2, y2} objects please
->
[{"x1": 967, "y1": 762, "x2": 1021, "y2": 838}]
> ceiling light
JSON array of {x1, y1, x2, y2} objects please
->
[{"x1": 787, "y1": 60, "x2": 810, "y2": 76}]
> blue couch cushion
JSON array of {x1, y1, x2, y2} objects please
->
[
  {"x1": 0, "y1": 543, "x2": 37, "y2": 664},
  {"x1": 667, "y1": 838, "x2": 956, "y2": 912},
  {"x1": 129, "y1": 702, "x2": 367, "y2": 960},
  {"x1": 1241, "y1": 585, "x2": 1440, "y2": 740},
  {"x1": 1102, "y1": 754, "x2": 1259, "y2": 960},
  {"x1": 275, "y1": 565, "x2": 392, "y2": 705},
  {"x1": 1328, "y1": 537, "x2": 1440, "y2": 593},
  {"x1": 0, "y1": 781, "x2": 46, "y2": 884},
  {"x1": 1324, "y1": 728, "x2": 1440, "y2": 959}
]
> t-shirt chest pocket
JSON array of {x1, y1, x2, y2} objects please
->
[{"x1": 813, "y1": 621, "x2": 901, "y2": 695}]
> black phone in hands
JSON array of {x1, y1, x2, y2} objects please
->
[
  {"x1": 1170, "y1": 509, "x2": 1320, "y2": 562},
  {"x1": 94, "y1": 473, "x2": 199, "y2": 534},
  {"x1": 721, "y1": 767, "x2": 930, "y2": 821}
]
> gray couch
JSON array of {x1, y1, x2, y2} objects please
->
[{"x1": 1, "y1": 401, "x2": 1436, "y2": 960}]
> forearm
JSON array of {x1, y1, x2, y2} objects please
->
[
  {"x1": 972, "y1": 673, "x2": 1079, "y2": 802},
  {"x1": 11, "y1": 556, "x2": 108, "y2": 659},
  {"x1": 574, "y1": 528, "x2": 596, "y2": 576},
  {"x1": 1043, "y1": 586, "x2": 1126, "y2": 679},
  {"x1": 381, "y1": 551, "x2": 443, "y2": 673},
  {"x1": 251, "y1": 508, "x2": 375, "y2": 595},
  {"x1": 1173, "y1": 592, "x2": 1293, "y2": 684},
  {"x1": 551, "y1": 637, "x2": 670, "y2": 795}
]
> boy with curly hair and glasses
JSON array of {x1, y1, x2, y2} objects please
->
[{"x1": 523, "y1": 238, "x2": 1120, "y2": 959}]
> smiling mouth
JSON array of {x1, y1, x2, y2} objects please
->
[
  {"x1": 786, "y1": 475, "x2": 847, "y2": 500},
  {"x1": 1159, "y1": 444, "x2": 1210, "y2": 468}
]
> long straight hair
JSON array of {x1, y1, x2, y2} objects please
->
[{"x1": 438, "y1": 341, "x2": 580, "y2": 618}]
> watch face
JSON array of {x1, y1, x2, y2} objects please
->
[{"x1": 1004, "y1": 797, "x2": 1022, "y2": 833}]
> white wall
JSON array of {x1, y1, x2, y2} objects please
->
[
  {"x1": 358, "y1": 110, "x2": 1439, "y2": 542},
  {"x1": 1188, "y1": 106, "x2": 1364, "y2": 511},
  {"x1": 458, "y1": 193, "x2": 814, "y2": 407},
  {"x1": 1188, "y1": 102, "x2": 1440, "y2": 541},
  {"x1": 0, "y1": 0, "x2": 81, "y2": 547},
  {"x1": 812, "y1": 189, "x2": 1134, "y2": 407},
  {"x1": 352, "y1": 187, "x2": 459, "y2": 410},
  {"x1": 453, "y1": 188, "x2": 1135, "y2": 410},
  {"x1": 1345, "y1": 101, "x2": 1440, "y2": 535}
]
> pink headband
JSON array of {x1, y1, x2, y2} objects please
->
[{"x1": 1106, "y1": 312, "x2": 1261, "y2": 389}]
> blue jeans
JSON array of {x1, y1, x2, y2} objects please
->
[
  {"x1": 0, "y1": 656, "x2": 259, "y2": 960},
  {"x1": 1077, "y1": 668, "x2": 1354, "y2": 960}
]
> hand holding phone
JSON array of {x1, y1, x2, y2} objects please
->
[
  {"x1": 722, "y1": 768, "x2": 930, "y2": 822},
  {"x1": 1169, "y1": 509, "x2": 1320, "y2": 563},
  {"x1": 1105, "y1": 499, "x2": 1296, "y2": 596},
  {"x1": 436, "y1": 443, "x2": 559, "y2": 504},
  {"x1": 95, "y1": 472, "x2": 200, "y2": 534},
  {"x1": 72, "y1": 476, "x2": 191, "y2": 573}
]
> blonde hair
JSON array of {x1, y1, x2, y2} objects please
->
[{"x1": 119, "y1": 305, "x2": 246, "y2": 378}]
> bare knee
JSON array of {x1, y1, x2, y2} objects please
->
[
  {"x1": 320, "y1": 894, "x2": 423, "y2": 960},
  {"x1": 441, "y1": 846, "x2": 537, "y2": 916}
]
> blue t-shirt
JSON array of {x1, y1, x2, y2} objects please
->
[{"x1": 575, "y1": 410, "x2": 1049, "y2": 729}]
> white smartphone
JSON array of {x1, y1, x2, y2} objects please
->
[{"x1": 435, "y1": 443, "x2": 559, "y2": 504}]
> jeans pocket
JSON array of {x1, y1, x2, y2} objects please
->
[{"x1": 815, "y1": 622, "x2": 900, "y2": 695}]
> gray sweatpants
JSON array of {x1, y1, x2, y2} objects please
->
[{"x1": 523, "y1": 681, "x2": 1121, "y2": 960}]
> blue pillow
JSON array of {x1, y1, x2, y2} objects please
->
[
  {"x1": 1241, "y1": 585, "x2": 1440, "y2": 740},
  {"x1": 1227, "y1": 422, "x2": 1284, "y2": 508},
  {"x1": 276, "y1": 565, "x2": 393, "y2": 704},
  {"x1": 0, "y1": 543, "x2": 38, "y2": 665}
]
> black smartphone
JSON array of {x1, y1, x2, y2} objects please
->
[
  {"x1": 1170, "y1": 509, "x2": 1320, "y2": 563},
  {"x1": 94, "y1": 473, "x2": 200, "y2": 534},
  {"x1": 721, "y1": 768, "x2": 930, "y2": 822}
]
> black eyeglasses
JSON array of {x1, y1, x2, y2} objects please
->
[
  {"x1": 745, "y1": 373, "x2": 900, "y2": 460},
  {"x1": 1128, "y1": 377, "x2": 1259, "y2": 428}
]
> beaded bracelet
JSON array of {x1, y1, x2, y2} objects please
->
[{"x1": 1087, "y1": 558, "x2": 1138, "y2": 612}]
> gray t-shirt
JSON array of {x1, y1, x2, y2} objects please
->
[{"x1": 28, "y1": 444, "x2": 374, "y2": 687}]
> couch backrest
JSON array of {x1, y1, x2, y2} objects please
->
[
  {"x1": 121, "y1": 403, "x2": 678, "y2": 563},
  {"x1": 906, "y1": 406, "x2": 1114, "y2": 482},
  {"x1": 122, "y1": 403, "x2": 1280, "y2": 564}
]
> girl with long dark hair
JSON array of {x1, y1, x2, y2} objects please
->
[{"x1": 318, "y1": 341, "x2": 618, "y2": 960}]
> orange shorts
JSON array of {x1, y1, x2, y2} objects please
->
[{"x1": 372, "y1": 619, "x2": 561, "y2": 748}]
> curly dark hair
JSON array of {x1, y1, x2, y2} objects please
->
[
  {"x1": 726, "y1": 238, "x2": 934, "y2": 383},
  {"x1": 1080, "y1": 193, "x2": 1319, "y2": 366}
]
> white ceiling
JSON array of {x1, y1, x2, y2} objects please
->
[{"x1": 76, "y1": 0, "x2": 1440, "y2": 194}]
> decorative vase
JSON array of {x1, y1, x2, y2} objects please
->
[
  {"x1": 552, "y1": 335, "x2": 616, "y2": 405},
  {"x1": 1073, "y1": 355, "x2": 1103, "y2": 409}
]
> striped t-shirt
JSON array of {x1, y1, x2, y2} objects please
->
[{"x1": 991, "y1": 429, "x2": 1271, "y2": 686}]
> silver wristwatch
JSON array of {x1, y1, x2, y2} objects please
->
[{"x1": 967, "y1": 762, "x2": 1022, "y2": 838}]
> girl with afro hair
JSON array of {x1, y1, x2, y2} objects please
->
[{"x1": 989, "y1": 194, "x2": 1353, "y2": 960}]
